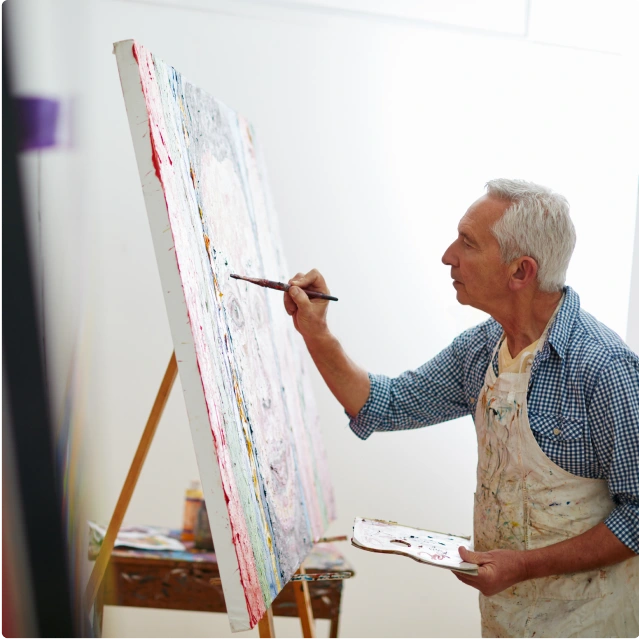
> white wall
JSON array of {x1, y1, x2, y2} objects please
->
[{"x1": 7, "y1": 0, "x2": 639, "y2": 637}]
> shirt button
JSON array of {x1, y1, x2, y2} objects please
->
[
  {"x1": 553, "y1": 428, "x2": 561, "y2": 436},
  {"x1": 470, "y1": 397, "x2": 475, "y2": 403}
]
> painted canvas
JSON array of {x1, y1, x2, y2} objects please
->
[
  {"x1": 114, "y1": 40, "x2": 335, "y2": 631},
  {"x1": 352, "y1": 517, "x2": 478, "y2": 574}
]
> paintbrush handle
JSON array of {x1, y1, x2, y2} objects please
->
[
  {"x1": 231, "y1": 273, "x2": 338, "y2": 301},
  {"x1": 304, "y1": 290, "x2": 339, "y2": 302},
  {"x1": 265, "y1": 279, "x2": 338, "y2": 301}
]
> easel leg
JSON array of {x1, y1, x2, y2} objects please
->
[
  {"x1": 258, "y1": 607, "x2": 275, "y2": 638},
  {"x1": 92, "y1": 576, "x2": 106, "y2": 638},
  {"x1": 294, "y1": 566, "x2": 316, "y2": 638},
  {"x1": 85, "y1": 353, "x2": 178, "y2": 607}
]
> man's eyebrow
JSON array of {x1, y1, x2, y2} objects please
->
[{"x1": 458, "y1": 230, "x2": 477, "y2": 244}]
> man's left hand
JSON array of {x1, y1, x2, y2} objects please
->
[{"x1": 453, "y1": 546, "x2": 528, "y2": 596}]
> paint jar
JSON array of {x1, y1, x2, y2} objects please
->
[
  {"x1": 181, "y1": 479, "x2": 203, "y2": 542},
  {"x1": 194, "y1": 499, "x2": 214, "y2": 551}
]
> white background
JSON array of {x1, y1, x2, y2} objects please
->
[{"x1": 6, "y1": 0, "x2": 639, "y2": 636}]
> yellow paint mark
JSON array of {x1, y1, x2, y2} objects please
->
[
  {"x1": 232, "y1": 375, "x2": 248, "y2": 424},
  {"x1": 199, "y1": 206, "x2": 204, "y2": 221},
  {"x1": 178, "y1": 96, "x2": 186, "y2": 117},
  {"x1": 230, "y1": 366, "x2": 282, "y2": 591},
  {"x1": 203, "y1": 234, "x2": 211, "y2": 253}
]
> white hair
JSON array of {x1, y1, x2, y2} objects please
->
[{"x1": 485, "y1": 179, "x2": 576, "y2": 293}]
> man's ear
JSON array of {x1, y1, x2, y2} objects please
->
[{"x1": 509, "y1": 256, "x2": 538, "y2": 291}]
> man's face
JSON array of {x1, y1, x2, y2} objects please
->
[{"x1": 441, "y1": 195, "x2": 512, "y2": 314}]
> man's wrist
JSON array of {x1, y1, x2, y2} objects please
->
[
  {"x1": 520, "y1": 550, "x2": 534, "y2": 582},
  {"x1": 303, "y1": 326, "x2": 334, "y2": 350},
  {"x1": 520, "y1": 545, "x2": 565, "y2": 581}
]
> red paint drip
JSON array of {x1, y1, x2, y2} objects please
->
[
  {"x1": 149, "y1": 130, "x2": 163, "y2": 182},
  {"x1": 132, "y1": 42, "x2": 166, "y2": 205},
  {"x1": 193, "y1": 354, "x2": 264, "y2": 627},
  {"x1": 133, "y1": 41, "x2": 266, "y2": 627}
]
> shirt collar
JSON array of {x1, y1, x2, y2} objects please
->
[{"x1": 546, "y1": 285, "x2": 579, "y2": 359}]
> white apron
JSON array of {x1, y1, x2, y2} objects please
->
[{"x1": 473, "y1": 308, "x2": 639, "y2": 638}]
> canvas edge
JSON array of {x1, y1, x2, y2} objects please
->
[{"x1": 112, "y1": 39, "x2": 251, "y2": 633}]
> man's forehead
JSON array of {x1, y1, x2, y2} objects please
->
[{"x1": 459, "y1": 195, "x2": 510, "y2": 235}]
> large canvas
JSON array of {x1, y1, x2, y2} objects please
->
[{"x1": 114, "y1": 40, "x2": 335, "y2": 631}]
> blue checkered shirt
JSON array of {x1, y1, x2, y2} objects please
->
[{"x1": 350, "y1": 286, "x2": 639, "y2": 553}]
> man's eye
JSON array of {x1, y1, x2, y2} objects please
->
[{"x1": 463, "y1": 241, "x2": 472, "y2": 248}]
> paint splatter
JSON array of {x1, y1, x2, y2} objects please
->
[
  {"x1": 125, "y1": 41, "x2": 335, "y2": 630},
  {"x1": 352, "y1": 518, "x2": 476, "y2": 573}
]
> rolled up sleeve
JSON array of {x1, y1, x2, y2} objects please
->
[
  {"x1": 605, "y1": 502, "x2": 639, "y2": 554},
  {"x1": 589, "y1": 356, "x2": 639, "y2": 554},
  {"x1": 348, "y1": 336, "x2": 475, "y2": 440},
  {"x1": 348, "y1": 373, "x2": 392, "y2": 440}
]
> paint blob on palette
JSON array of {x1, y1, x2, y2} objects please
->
[
  {"x1": 352, "y1": 517, "x2": 478, "y2": 574},
  {"x1": 114, "y1": 40, "x2": 335, "y2": 631}
]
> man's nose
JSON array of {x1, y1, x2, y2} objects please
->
[{"x1": 442, "y1": 242, "x2": 457, "y2": 267}]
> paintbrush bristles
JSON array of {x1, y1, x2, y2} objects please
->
[{"x1": 230, "y1": 273, "x2": 339, "y2": 302}]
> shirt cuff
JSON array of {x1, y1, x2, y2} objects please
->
[
  {"x1": 604, "y1": 503, "x2": 639, "y2": 554},
  {"x1": 347, "y1": 373, "x2": 391, "y2": 440}
]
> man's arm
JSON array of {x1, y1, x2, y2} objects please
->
[
  {"x1": 302, "y1": 330, "x2": 371, "y2": 418},
  {"x1": 283, "y1": 269, "x2": 370, "y2": 416},
  {"x1": 454, "y1": 522, "x2": 635, "y2": 597},
  {"x1": 284, "y1": 269, "x2": 476, "y2": 436}
]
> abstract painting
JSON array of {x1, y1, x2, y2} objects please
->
[{"x1": 114, "y1": 40, "x2": 335, "y2": 631}]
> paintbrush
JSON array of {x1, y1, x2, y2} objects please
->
[{"x1": 230, "y1": 274, "x2": 339, "y2": 301}]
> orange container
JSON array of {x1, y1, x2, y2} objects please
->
[{"x1": 181, "y1": 479, "x2": 203, "y2": 541}]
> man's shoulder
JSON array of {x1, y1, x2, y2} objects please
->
[{"x1": 566, "y1": 306, "x2": 639, "y2": 376}]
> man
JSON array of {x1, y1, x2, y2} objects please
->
[{"x1": 283, "y1": 179, "x2": 639, "y2": 638}]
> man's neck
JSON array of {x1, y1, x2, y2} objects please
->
[{"x1": 495, "y1": 290, "x2": 563, "y2": 358}]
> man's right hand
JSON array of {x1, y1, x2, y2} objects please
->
[
  {"x1": 283, "y1": 268, "x2": 331, "y2": 342},
  {"x1": 283, "y1": 268, "x2": 371, "y2": 417}
]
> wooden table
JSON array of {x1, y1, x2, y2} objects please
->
[{"x1": 91, "y1": 537, "x2": 354, "y2": 637}]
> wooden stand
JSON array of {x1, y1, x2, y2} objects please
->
[
  {"x1": 258, "y1": 608, "x2": 275, "y2": 638},
  {"x1": 91, "y1": 540, "x2": 352, "y2": 637},
  {"x1": 86, "y1": 352, "x2": 330, "y2": 637},
  {"x1": 294, "y1": 566, "x2": 316, "y2": 638},
  {"x1": 85, "y1": 353, "x2": 178, "y2": 607}
]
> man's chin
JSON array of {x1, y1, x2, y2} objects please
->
[{"x1": 452, "y1": 282, "x2": 469, "y2": 305}]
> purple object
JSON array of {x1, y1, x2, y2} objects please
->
[{"x1": 14, "y1": 97, "x2": 60, "y2": 151}]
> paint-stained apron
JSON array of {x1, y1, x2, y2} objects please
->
[{"x1": 473, "y1": 306, "x2": 639, "y2": 638}]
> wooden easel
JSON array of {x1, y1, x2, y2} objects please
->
[{"x1": 85, "y1": 352, "x2": 320, "y2": 638}]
